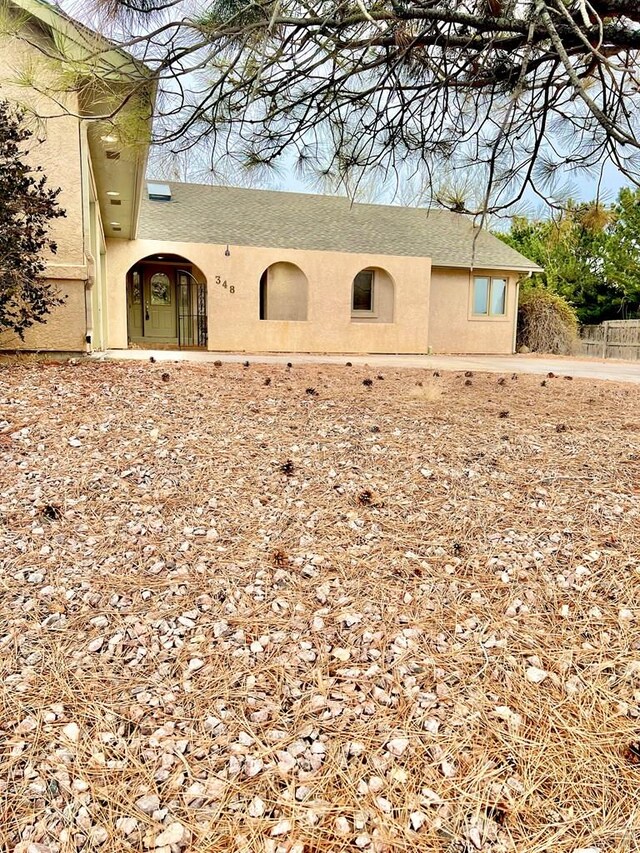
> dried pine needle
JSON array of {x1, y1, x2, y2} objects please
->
[{"x1": 0, "y1": 359, "x2": 638, "y2": 853}]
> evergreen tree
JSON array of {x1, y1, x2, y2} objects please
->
[
  {"x1": 0, "y1": 100, "x2": 66, "y2": 340},
  {"x1": 498, "y1": 191, "x2": 640, "y2": 324}
]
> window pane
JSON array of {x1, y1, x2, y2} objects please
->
[
  {"x1": 178, "y1": 275, "x2": 190, "y2": 311},
  {"x1": 473, "y1": 277, "x2": 489, "y2": 314},
  {"x1": 150, "y1": 272, "x2": 171, "y2": 305},
  {"x1": 353, "y1": 271, "x2": 374, "y2": 311},
  {"x1": 131, "y1": 271, "x2": 141, "y2": 304},
  {"x1": 490, "y1": 278, "x2": 506, "y2": 315}
]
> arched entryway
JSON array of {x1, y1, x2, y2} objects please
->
[{"x1": 126, "y1": 254, "x2": 207, "y2": 349}]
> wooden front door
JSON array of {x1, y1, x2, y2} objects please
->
[{"x1": 143, "y1": 267, "x2": 177, "y2": 341}]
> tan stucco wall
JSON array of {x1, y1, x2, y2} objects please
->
[
  {"x1": 0, "y1": 279, "x2": 86, "y2": 351},
  {"x1": 0, "y1": 18, "x2": 93, "y2": 351},
  {"x1": 263, "y1": 262, "x2": 308, "y2": 321},
  {"x1": 428, "y1": 267, "x2": 518, "y2": 354},
  {"x1": 0, "y1": 23, "x2": 86, "y2": 269},
  {"x1": 106, "y1": 239, "x2": 432, "y2": 354}
]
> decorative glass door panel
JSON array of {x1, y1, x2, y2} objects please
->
[{"x1": 144, "y1": 268, "x2": 177, "y2": 339}]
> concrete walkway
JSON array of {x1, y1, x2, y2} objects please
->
[{"x1": 98, "y1": 349, "x2": 640, "y2": 384}]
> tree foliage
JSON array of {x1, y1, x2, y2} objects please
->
[
  {"x1": 499, "y1": 188, "x2": 640, "y2": 324},
  {"x1": 0, "y1": 100, "x2": 66, "y2": 340},
  {"x1": 69, "y1": 0, "x2": 640, "y2": 212}
]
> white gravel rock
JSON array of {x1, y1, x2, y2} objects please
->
[
  {"x1": 62, "y1": 722, "x2": 80, "y2": 743},
  {"x1": 155, "y1": 822, "x2": 186, "y2": 846},
  {"x1": 270, "y1": 819, "x2": 292, "y2": 836},
  {"x1": 410, "y1": 811, "x2": 427, "y2": 831},
  {"x1": 332, "y1": 647, "x2": 351, "y2": 661},
  {"x1": 248, "y1": 796, "x2": 265, "y2": 817},
  {"x1": 136, "y1": 793, "x2": 160, "y2": 814},
  {"x1": 467, "y1": 825, "x2": 483, "y2": 849},
  {"x1": 244, "y1": 756, "x2": 264, "y2": 777},
  {"x1": 184, "y1": 781, "x2": 206, "y2": 805},
  {"x1": 15, "y1": 717, "x2": 38, "y2": 734},
  {"x1": 88, "y1": 826, "x2": 108, "y2": 845},
  {"x1": 440, "y1": 759, "x2": 457, "y2": 778},
  {"x1": 204, "y1": 715, "x2": 224, "y2": 732},
  {"x1": 526, "y1": 666, "x2": 548, "y2": 684},
  {"x1": 375, "y1": 796, "x2": 392, "y2": 813},
  {"x1": 334, "y1": 816, "x2": 351, "y2": 836},
  {"x1": 385, "y1": 737, "x2": 409, "y2": 756},
  {"x1": 116, "y1": 817, "x2": 138, "y2": 835}
]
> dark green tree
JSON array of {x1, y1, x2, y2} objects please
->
[
  {"x1": 602, "y1": 188, "x2": 640, "y2": 316},
  {"x1": 499, "y1": 191, "x2": 640, "y2": 324},
  {"x1": 0, "y1": 100, "x2": 66, "y2": 340}
]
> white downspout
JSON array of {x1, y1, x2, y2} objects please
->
[
  {"x1": 78, "y1": 118, "x2": 92, "y2": 354},
  {"x1": 85, "y1": 251, "x2": 96, "y2": 353}
]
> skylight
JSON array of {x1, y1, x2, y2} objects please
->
[{"x1": 147, "y1": 182, "x2": 172, "y2": 201}]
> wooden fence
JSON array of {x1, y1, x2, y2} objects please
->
[{"x1": 580, "y1": 319, "x2": 640, "y2": 360}]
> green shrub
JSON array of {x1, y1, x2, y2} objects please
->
[{"x1": 517, "y1": 287, "x2": 579, "y2": 354}]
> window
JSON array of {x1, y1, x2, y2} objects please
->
[
  {"x1": 131, "y1": 270, "x2": 142, "y2": 304},
  {"x1": 472, "y1": 276, "x2": 507, "y2": 316},
  {"x1": 352, "y1": 270, "x2": 374, "y2": 313},
  {"x1": 150, "y1": 272, "x2": 171, "y2": 305},
  {"x1": 351, "y1": 267, "x2": 395, "y2": 322}
]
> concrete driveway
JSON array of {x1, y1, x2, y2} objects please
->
[{"x1": 100, "y1": 349, "x2": 640, "y2": 384}]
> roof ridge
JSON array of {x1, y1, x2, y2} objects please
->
[{"x1": 146, "y1": 179, "x2": 459, "y2": 218}]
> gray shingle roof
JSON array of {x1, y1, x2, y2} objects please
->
[{"x1": 137, "y1": 182, "x2": 539, "y2": 271}]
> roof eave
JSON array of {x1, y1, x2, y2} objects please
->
[
  {"x1": 131, "y1": 126, "x2": 152, "y2": 240},
  {"x1": 10, "y1": 0, "x2": 152, "y2": 80},
  {"x1": 432, "y1": 262, "x2": 544, "y2": 274}
]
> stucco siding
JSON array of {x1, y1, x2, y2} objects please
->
[
  {"x1": 0, "y1": 23, "x2": 85, "y2": 268},
  {"x1": 428, "y1": 267, "x2": 519, "y2": 354},
  {"x1": 0, "y1": 279, "x2": 86, "y2": 351},
  {"x1": 262, "y1": 262, "x2": 308, "y2": 321},
  {"x1": 106, "y1": 239, "x2": 432, "y2": 354},
  {"x1": 1, "y1": 19, "x2": 90, "y2": 351}
]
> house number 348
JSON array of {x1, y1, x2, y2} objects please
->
[{"x1": 215, "y1": 275, "x2": 235, "y2": 294}]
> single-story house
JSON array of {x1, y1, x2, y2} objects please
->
[{"x1": 1, "y1": 0, "x2": 540, "y2": 356}]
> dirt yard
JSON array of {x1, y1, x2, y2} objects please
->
[{"x1": 1, "y1": 359, "x2": 639, "y2": 853}]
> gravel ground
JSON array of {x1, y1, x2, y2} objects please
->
[
  {"x1": 102, "y1": 349, "x2": 640, "y2": 384},
  {"x1": 1, "y1": 359, "x2": 639, "y2": 853}
]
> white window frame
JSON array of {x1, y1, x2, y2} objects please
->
[
  {"x1": 472, "y1": 275, "x2": 508, "y2": 317},
  {"x1": 352, "y1": 269, "x2": 376, "y2": 317}
]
